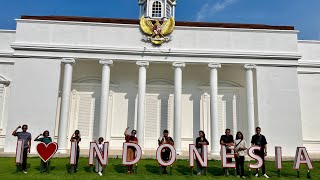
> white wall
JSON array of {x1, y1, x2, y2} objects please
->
[
  {"x1": 0, "y1": 30, "x2": 15, "y2": 148},
  {"x1": 256, "y1": 66, "x2": 303, "y2": 156},
  {"x1": 298, "y1": 40, "x2": 320, "y2": 152},
  {"x1": 4, "y1": 58, "x2": 61, "y2": 152},
  {"x1": 298, "y1": 74, "x2": 320, "y2": 152},
  {"x1": 12, "y1": 19, "x2": 299, "y2": 65},
  {"x1": 0, "y1": 30, "x2": 15, "y2": 55}
]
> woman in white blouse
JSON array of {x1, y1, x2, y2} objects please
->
[{"x1": 234, "y1": 131, "x2": 247, "y2": 179}]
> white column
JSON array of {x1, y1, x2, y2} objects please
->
[
  {"x1": 244, "y1": 64, "x2": 256, "y2": 140},
  {"x1": 172, "y1": 62, "x2": 185, "y2": 155},
  {"x1": 99, "y1": 59, "x2": 113, "y2": 139},
  {"x1": 208, "y1": 63, "x2": 221, "y2": 155},
  {"x1": 136, "y1": 61, "x2": 149, "y2": 151},
  {"x1": 57, "y1": 58, "x2": 75, "y2": 153}
]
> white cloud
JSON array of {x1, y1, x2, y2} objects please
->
[{"x1": 196, "y1": 0, "x2": 238, "y2": 21}]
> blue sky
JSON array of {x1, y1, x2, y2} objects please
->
[{"x1": 1, "y1": 0, "x2": 319, "y2": 40}]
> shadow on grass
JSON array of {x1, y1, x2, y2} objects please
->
[
  {"x1": 270, "y1": 169, "x2": 297, "y2": 179},
  {"x1": 207, "y1": 165, "x2": 224, "y2": 176},
  {"x1": 114, "y1": 164, "x2": 126, "y2": 174},
  {"x1": 145, "y1": 164, "x2": 160, "y2": 174},
  {"x1": 84, "y1": 166, "x2": 94, "y2": 173},
  {"x1": 176, "y1": 165, "x2": 191, "y2": 175}
]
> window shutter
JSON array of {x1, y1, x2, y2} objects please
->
[
  {"x1": 145, "y1": 95, "x2": 158, "y2": 139},
  {"x1": 76, "y1": 93, "x2": 94, "y2": 141}
]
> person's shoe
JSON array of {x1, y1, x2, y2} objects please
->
[
  {"x1": 197, "y1": 172, "x2": 202, "y2": 175},
  {"x1": 241, "y1": 176, "x2": 246, "y2": 179},
  {"x1": 98, "y1": 172, "x2": 102, "y2": 176},
  {"x1": 263, "y1": 174, "x2": 270, "y2": 179},
  {"x1": 255, "y1": 173, "x2": 259, "y2": 177},
  {"x1": 23, "y1": 170, "x2": 27, "y2": 174}
]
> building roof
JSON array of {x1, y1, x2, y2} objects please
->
[{"x1": 21, "y1": 16, "x2": 294, "y2": 30}]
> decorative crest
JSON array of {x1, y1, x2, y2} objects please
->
[{"x1": 140, "y1": 16, "x2": 175, "y2": 45}]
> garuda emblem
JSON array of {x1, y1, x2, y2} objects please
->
[{"x1": 140, "y1": 16, "x2": 175, "y2": 45}]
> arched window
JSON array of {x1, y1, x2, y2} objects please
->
[{"x1": 152, "y1": 1, "x2": 162, "y2": 18}]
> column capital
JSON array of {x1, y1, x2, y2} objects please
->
[
  {"x1": 172, "y1": 62, "x2": 186, "y2": 69},
  {"x1": 208, "y1": 63, "x2": 221, "y2": 69},
  {"x1": 99, "y1": 59, "x2": 113, "y2": 66},
  {"x1": 61, "y1": 58, "x2": 76, "y2": 64},
  {"x1": 62, "y1": 58, "x2": 75, "y2": 64},
  {"x1": 243, "y1": 64, "x2": 256, "y2": 70},
  {"x1": 136, "y1": 61, "x2": 149, "y2": 67}
]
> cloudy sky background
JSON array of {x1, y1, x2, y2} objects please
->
[{"x1": 1, "y1": 0, "x2": 319, "y2": 40}]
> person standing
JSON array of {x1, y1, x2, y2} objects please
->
[
  {"x1": 158, "y1": 129, "x2": 174, "y2": 174},
  {"x1": 234, "y1": 131, "x2": 247, "y2": 179},
  {"x1": 12, "y1": 125, "x2": 32, "y2": 174},
  {"x1": 95, "y1": 137, "x2": 105, "y2": 176},
  {"x1": 195, "y1": 130, "x2": 209, "y2": 175},
  {"x1": 34, "y1": 130, "x2": 52, "y2": 173},
  {"x1": 70, "y1": 130, "x2": 81, "y2": 173},
  {"x1": 220, "y1": 128, "x2": 234, "y2": 175},
  {"x1": 251, "y1": 127, "x2": 269, "y2": 179},
  {"x1": 124, "y1": 127, "x2": 138, "y2": 174}
]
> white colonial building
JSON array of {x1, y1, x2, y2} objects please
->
[{"x1": 0, "y1": 0, "x2": 320, "y2": 157}]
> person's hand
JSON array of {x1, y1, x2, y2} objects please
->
[
  {"x1": 17, "y1": 126, "x2": 21, "y2": 129},
  {"x1": 126, "y1": 127, "x2": 129, "y2": 130},
  {"x1": 28, "y1": 148, "x2": 30, "y2": 153},
  {"x1": 264, "y1": 152, "x2": 267, "y2": 157}
]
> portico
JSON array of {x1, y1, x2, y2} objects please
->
[{"x1": 55, "y1": 59, "x2": 256, "y2": 155}]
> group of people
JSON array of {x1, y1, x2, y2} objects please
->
[
  {"x1": 219, "y1": 127, "x2": 269, "y2": 179},
  {"x1": 12, "y1": 124, "x2": 269, "y2": 178},
  {"x1": 12, "y1": 125, "x2": 82, "y2": 174}
]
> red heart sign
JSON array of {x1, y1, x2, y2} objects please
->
[{"x1": 36, "y1": 142, "x2": 58, "y2": 162}]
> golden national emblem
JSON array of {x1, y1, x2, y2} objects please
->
[{"x1": 140, "y1": 16, "x2": 175, "y2": 45}]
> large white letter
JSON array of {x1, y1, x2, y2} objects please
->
[
  {"x1": 122, "y1": 143, "x2": 142, "y2": 165},
  {"x1": 15, "y1": 140, "x2": 24, "y2": 164},
  {"x1": 275, "y1": 146, "x2": 282, "y2": 169},
  {"x1": 189, "y1": 144, "x2": 208, "y2": 167},
  {"x1": 221, "y1": 145, "x2": 235, "y2": 168},
  {"x1": 89, "y1": 142, "x2": 109, "y2": 166},
  {"x1": 69, "y1": 141, "x2": 77, "y2": 165},
  {"x1": 293, "y1": 147, "x2": 313, "y2": 170},
  {"x1": 156, "y1": 144, "x2": 176, "y2": 166},
  {"x1": 248, "y1": 146, "x2": 263, "y2": 169}
]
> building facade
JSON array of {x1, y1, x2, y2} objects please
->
[{"x1": 0, "y1": 1, "x2": 320, "y2": 157}]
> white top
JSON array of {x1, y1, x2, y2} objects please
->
[
  {"x1": 234, "y1": 139, "x2": 247, "y2": 156},
  {"x1": 98, "y1": 143, "x2": 104, "y2": 151}
]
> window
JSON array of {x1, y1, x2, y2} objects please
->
[
  {"x1": 166, "y1": 3, "x2": 171, "y2": 17},
  {"x1": 152, "y1": 1, "x2": 162, "y2": 18}
]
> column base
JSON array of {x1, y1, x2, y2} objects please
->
[
  {"x1": 210, "y1": 150, "x2": 220, "y2": 156},
  {"x1": 57, "y1": 148, "x2": 67, "y2": 154}
]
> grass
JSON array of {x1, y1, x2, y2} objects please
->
[{"x1": 0, "y1": 157, "x2": 317, "y2": 179}]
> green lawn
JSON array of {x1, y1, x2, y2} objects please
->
[{"x1": 0, "y1": 157, "x2": 317, "y2": 179}]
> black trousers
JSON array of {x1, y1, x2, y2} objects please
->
[
  {"x1": 255, "y1": 150, "x2": 266, "y2": 174},
  {"x1": 161, "y1": 150, "x2": 171, "y2": 171},
  {"x1": 235, "y1": 156, "x2": 245, "y2": 176},
  {"x1": 22, "y1": 147, "x2": 28, "y2": 171},
  {"x1": 74, "y1": 148, "x2": 80, "y2": 170}
]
